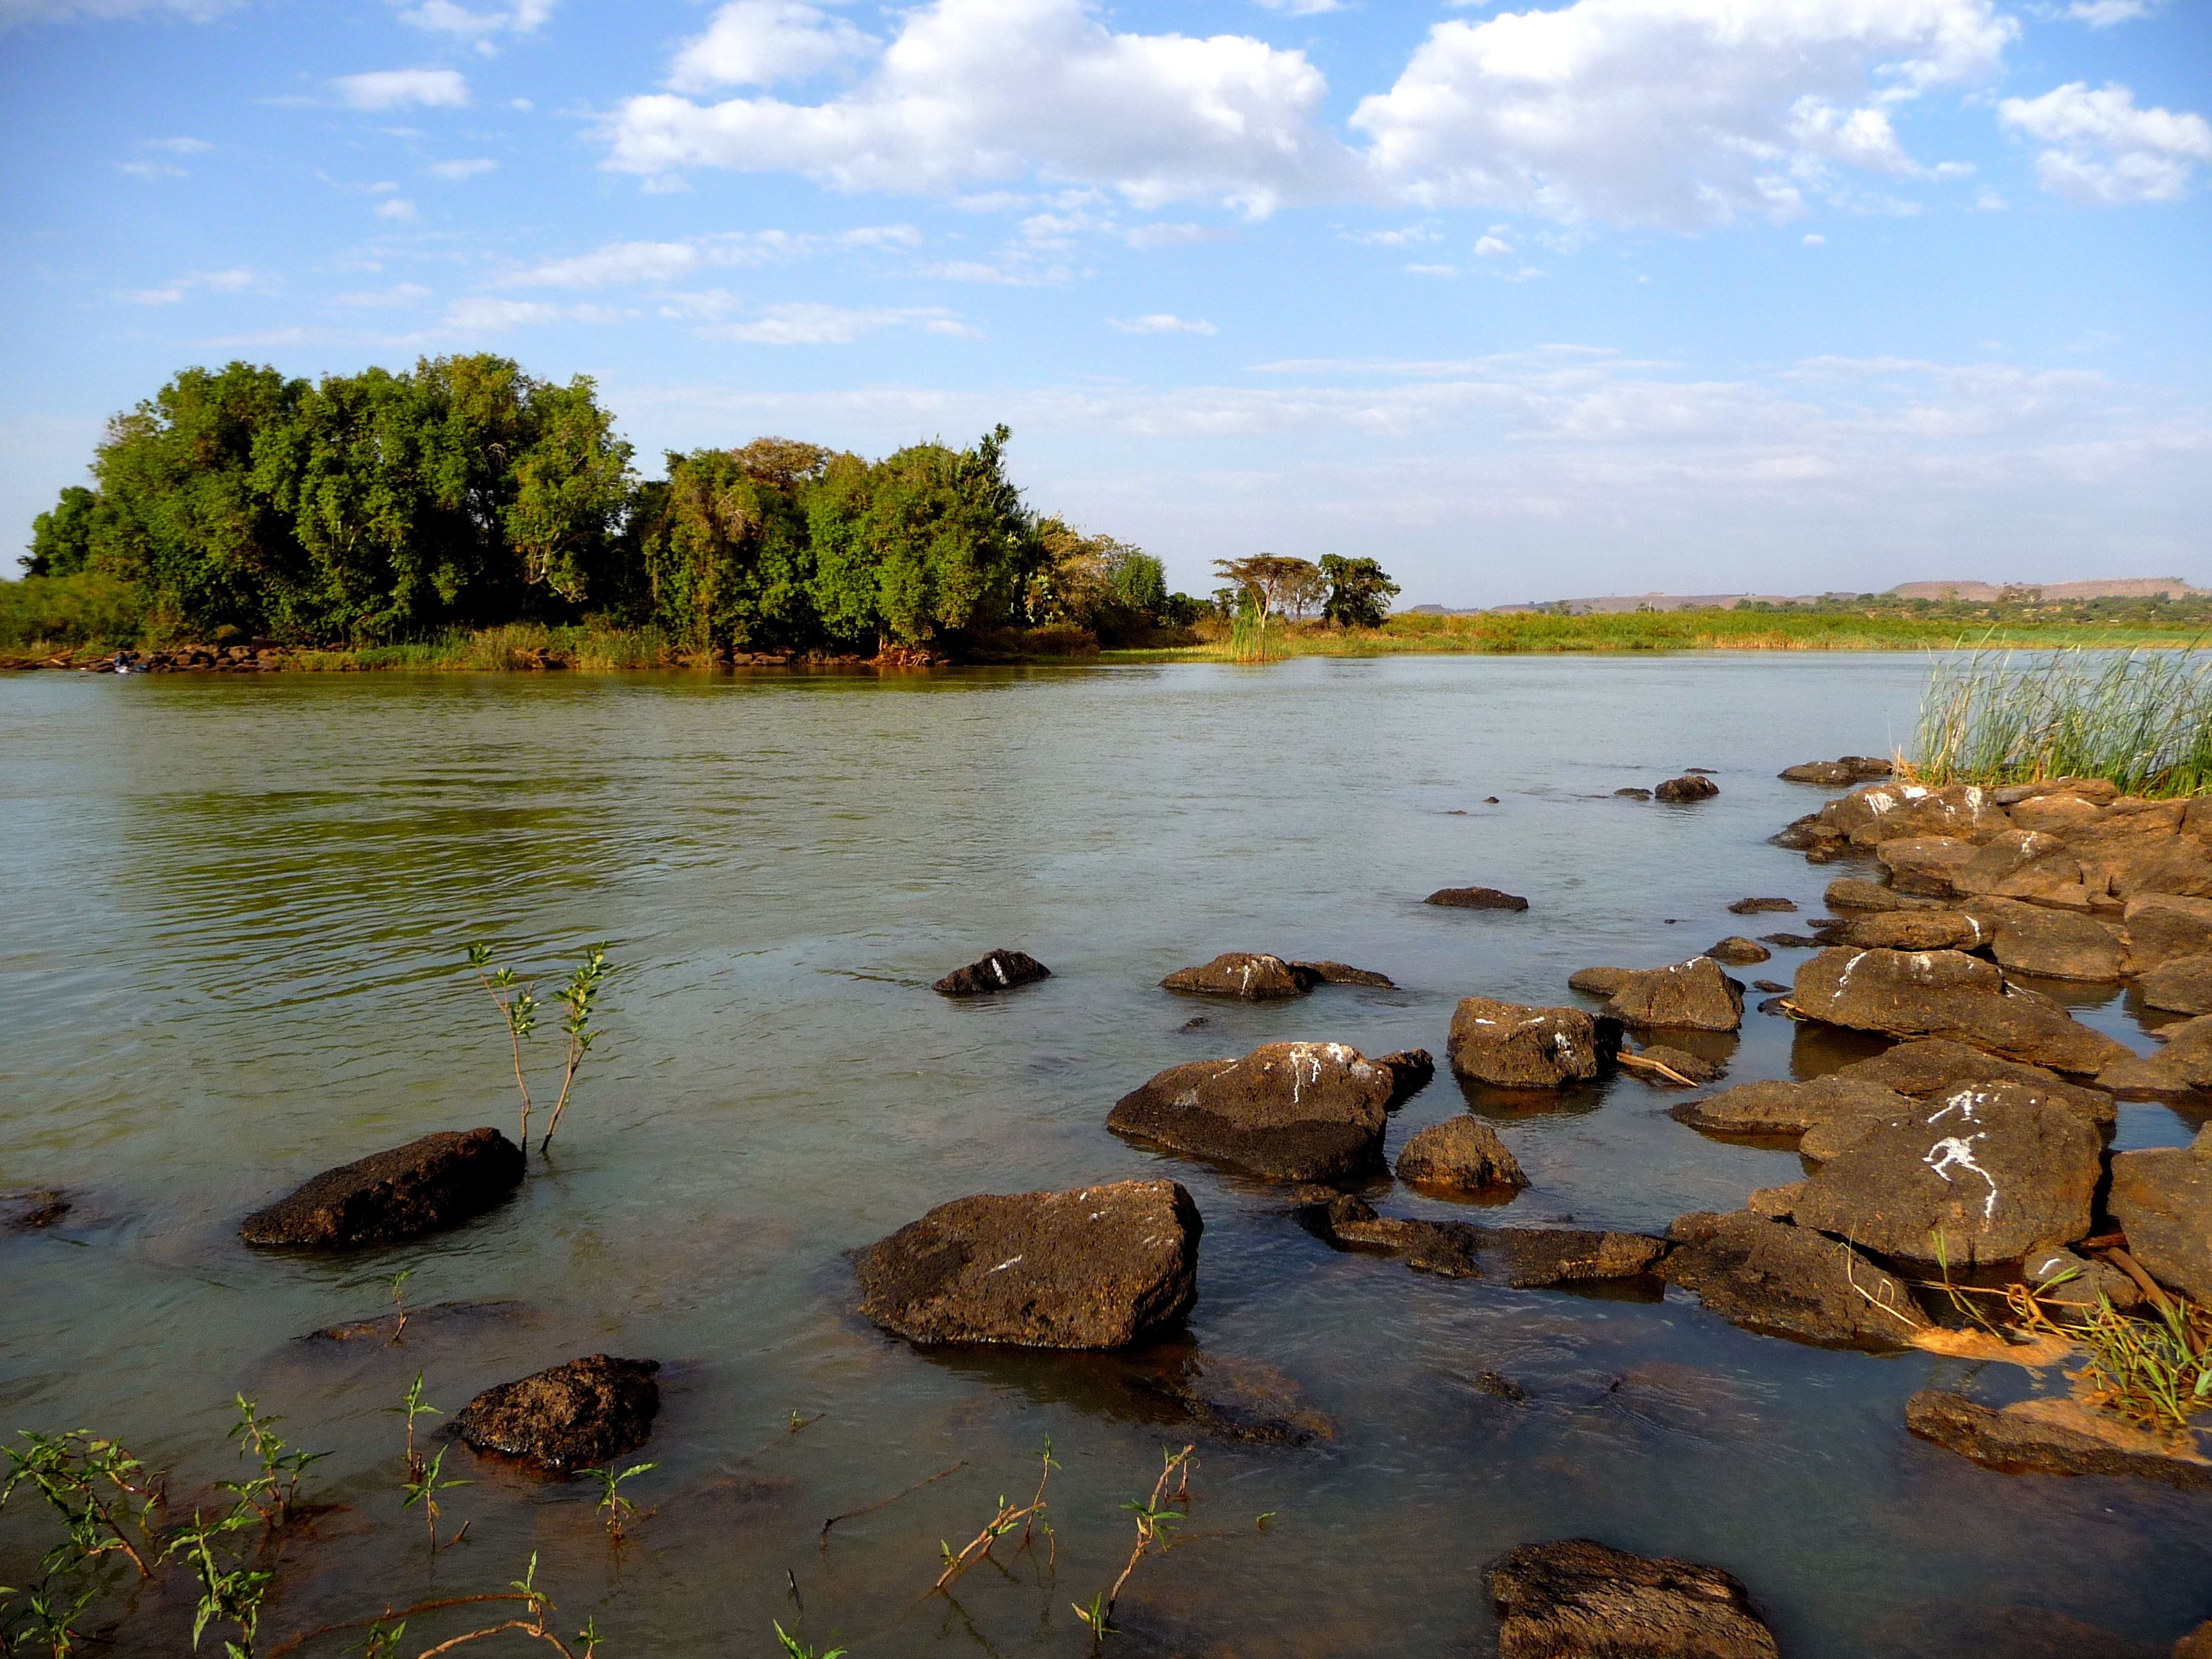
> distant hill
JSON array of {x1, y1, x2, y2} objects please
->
[{"x1": 1406, "y1": 577, "x2": 2207, "y2": 616}]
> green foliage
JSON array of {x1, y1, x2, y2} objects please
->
[
  {"x1": 24, "y1": 486, "x2": 99, "y2": 578},
  {"x1": 773, "y1": 1621, "x2": 846, "y2": 1659},
  {"x1": 1318, "y1": 555, "x2": 1400, "y2": 628},
  {"x1": 0, "y1": 570, "x2": 146, "y2": 651},
  {"x1": 577, "y1": 1461, "x2": 657, "y2": 1541}
]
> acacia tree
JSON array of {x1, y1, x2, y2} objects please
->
[
  {"x1": 1211, "y1": 554, "x2": 1320, "y2": 656},
  {"x1": 1319, "y1": 554, "x2": 1401, "y2": 628}
]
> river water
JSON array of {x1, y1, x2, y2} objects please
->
[{"x1": 2, "y1": 656, "x2": 2204, "y2": 1657}]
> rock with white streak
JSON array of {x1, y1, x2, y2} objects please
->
[
  {"x1": 1107, "y1": 1041, "x2": 1401, "y2": 1180},
  {"x1": 1447, "y1": 997, "x2": 1621, "y2": 1090}
]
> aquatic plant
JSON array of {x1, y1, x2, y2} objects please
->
[
  {"x1": 772, "y1": 1621, "x2": 844, "y2": 1659},
  {"x1": 1071, "y1": 1444, "x2": 1193, "y2": 1644},
  {"x1": 225, "y1": 1397, "x2": 327, "y2": 1534},
  {"x1": 577, "y1": 1462, "x2": 657, "y2": 1543},
  {"x1": 463, "y1": 942, "x2": 613, "y2": 1155},
  {"x1": 933, "y1": 1439, "x2": 1054, "y2": 1591},
  {"x1": 1907, "y1": 643, "x2": 2212, "y2": 797}
]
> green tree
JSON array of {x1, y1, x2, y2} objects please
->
[
  {"x1": 639, "y1": 438, "x2": 830, "y2": 652},
  {"x1": 1212, "y1": 554, "x2": 1318, "y2": 657},
  {"x1": 25, "y1": 485, "x2": 99, "y2": 577},
  {"x1": 1319, "y1": 555, "x2": 1400, "y2": 628}
]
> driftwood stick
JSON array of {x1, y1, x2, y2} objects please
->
[
  {"x1": 1614, "y1": 1051, "x2": 1696, "y2": 1087},
  {"x1": 819, "y1": 1461, "x2": 966, "y2": 1546}
]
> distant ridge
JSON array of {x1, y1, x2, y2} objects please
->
[{"x1": 1407, "y1": 577, "x2": 2206, "y2": 617}]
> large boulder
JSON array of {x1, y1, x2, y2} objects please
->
[
  {"x1": 2139, "y1": 954, "x2": 2212, "y2": 1015},
  {"x1": 1904, "y1": 1391, "x2": 2210, "y2": 1489},
  {"x1": 454, "y1": 1355, "x2": 661, "y2": 1473},
  {"x1": 1604, "y1": 957, "x2": 1744, "y2": 1032},
  {"x1": 1962, "y1": 898, "x2": 2131, "y2": 982},
  {"x1": 1160, "y1": 952, "x2": 1317, "y2": 999},
  {"x1": 2106, "y1": 1144, "x2": 2212, "y2": 1304},
  {"x1": 1878, "y1": 836, "x2": 1979, "y2": 898},
  {"x1": 1789, "y1": 1080, "x2": 2103, "y2": 1266},
  {"x1": 1107, "y1": 1043, "x2": 1400, "y2": 1180},
  {"x1": 1660, "y1": 1210, "x2": 1927, "y2": 1347},
  {"x1": 2124, "y1": 894, "x2": 2212, "y2": 971},
  {"x1": 239, "y1": 1128, "x2": 525, "y2": 1248},
  {"x1": 934, "y1": 949, "x2": 1052, "y2": 996},
  {"x1": 2100, "y1": 1014, "x2": 2212, "y2": 1101},
  {"x1": 1790, "y1": 947, "x2": 2133, "y2": 1075},
  {"x1": 1448, "y1": 998, "x2": 1620, "y2": 1089},
  {"x1": 854, "y1": 1180, "x2": 1201, "y2": 1348},
  {"x1": 1425, "y1": 885, "x2": 1529, "y2": 911},
  {"x1": 1394, "y1": 1117, "x2": 1527, "y2": 1191},
  {"x1": 1489, "y1": 1539, "x2": 1779, "y2": 1659}
]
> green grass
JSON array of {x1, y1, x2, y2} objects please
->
[{"x1": 1909, "y1": 643, "x2": 2212, "y2": 797}]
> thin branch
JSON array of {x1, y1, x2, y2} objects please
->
[{"x1": 820, "y1": 1461, "x2": 965, "y2": 1547}]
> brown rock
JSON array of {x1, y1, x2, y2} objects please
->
[
  {"x1": 1160, "y1": 952, "x2": 1316, "y2": 999},
  {"x1": 1479, "y1": 1227, "x2": 1666, "y2": 1288},
  {"x1": 2024, "y1": 1246, "x2": 2144, "y2": 1315},
  {"x1": 1660, "y1": 1209, "x2": 1927, "y2": 1347},
  {"x1": 1790, "y1": 947, "x2": 2134, "y2": 1075},
  {"x1": 1825, "y1": 910, "x2": 1992, "y2": 952},
  {"x1": 1425, "y1": 886, "x2": 1530, "y2": 911},
  {"x1": 2139, "y1": 954, "x2": 2212, "y2": 1015},
  {"x1": 1789, "y1": 1080, "x2": 2103, "y2": 1266},
  {"x1": 1818, "y1": 781, "x2": 2007, "y2": 849},
  {"x1": 1448, "y1": 997, "x2": 1620, "y2": 1089},
  {"x1": 1779, "y1": 757, "x2": 1891, "y2": 784},
  {"x1": 1904, "y1": 1391, "x2": 2210, "y2": 1488},
  {"x1": 1833, "y1": 1038, "x2": 2115, "y2": 1131},
  {"x1": 1290, "y1": 959, "x2": 1394, "y2": 987},
  {"x1": 1567, "y1": 966, "x2": 1633, "y2": 997},
  {"x1": 1625, "y1": 1043, "x2": 1721, "y2": 1084},
  {"x1": 1706, "y1": 935, "x2": 1771, "y2": 965},
  {"x1": 1824, "y1": 877, "x2": 1948, "y2": 913},
  {"x1": 1126, "y1": 1349, "x2": 1334, "y2": 1446},
  {"x1": 2177, "y1": 1620, "x2": 2212, "y2": 1659},
  {"x1": 1671, "y1": 1075, "x2": 1913, "y2": 1143},
  {"x1": 1745, "y1": 1182, "x2": 1805, "y2": 1219},
  {"x1": 933, "y1": 949, "x2": 1052, "y2": 996},
  {"x1": 1877, "y1": 835, "x2": 1979, "y2": 897},
  {"x1": 454, "y1": 1355, "x2": 660, "y2": 1473},
  {"x1": 2, "y1": 1189, "x2": 71, "y2": 1230},
  {"x1": 1605, "y1": 956, "x2": 1744, "y2": 1032},
  {"x1": 2107, "y1": 1144, "x2": 2212, "y2": 1303},
  {"x1": 2125, "y1": 894, "x2": 2212, "y2": 971},
  {"x1": 854, "y1": 1180, "x2": 1201, "y2": 1348},
  {"x1": 1319, "y1": 1194, "x2": 1482, "y2": 1276},
  {"x1": 2100, "y1": 1014, "x2": 2212, "y2": 1100},
  {"x1": 1394, "y1": 1117, "x2": 1527, "y2": 1190},
  {"x1": 1108, "y1": 1043, "x2": 1397, "y2": 1180},
  {"x1": 1653, "y1": 774, "x2": 1719, "y2": 803},
  {"x1": 1489, "y1": 1539, "x2": 1779, "y2": 1659},
  {"x1": 1962, "y1": 897, "x2": 2131, "y2": 982},
  {"x1": 239, "y1": 1128, "x2": 525, "y2": 1248},
  {"x1": 1996, "y1": 777, "x2": 2119, "y2": 808},
  {"x1": 1727, "y1": 897, "x2": 1799, "y2": 914},
  {"x1": 1371, "y1": 1048, "x2": 1438, "y2": 1107}
]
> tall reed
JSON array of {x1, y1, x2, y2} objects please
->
[{"x1": 1909, "y1": 643, "x2": 2212, "y2": 798}]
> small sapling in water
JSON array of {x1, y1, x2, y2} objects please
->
[
  {"x1": 463, "y1": 942, "x2": 613, "y2": 1156},
  {"x1": 1071, "y1": 1444, "x2": 1193, "y2": 1645},
  {"x1": 224, "y1": 1395, "x2": 327, "y2": 1532},
  {"x1": 773, "y1": 1621, "x2": 844, "y2": 1658},
  {"x1": 382, "y1": 1270, "x2": 413, "y2": 1344},
  {"x1": 933, "y1": 1439, "x2": 1055, "y2": 1592},
  {"x1": 577, "y1": 1461, "x2": 657, "y2": 1541}
]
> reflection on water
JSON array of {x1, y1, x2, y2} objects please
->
[{"x1": 1, "y1": 657, "x2": 2203, "y2": 1656}]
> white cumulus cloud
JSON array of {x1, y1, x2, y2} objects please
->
[
  {"x1": 428, "y1": 157, "x2": 498, "y2": 179},
  {"x1": 1351, "y1": 0, "x2": 2014, "y2": 226},
  {"x1": 704, "y1": 301, "x2": 971, "y2": 344},
  {"x1": 398, "y1": 0, "x2": 554, "y2": 41},
  {"x1": 499, "y1": 226, "x2": 913, "y2": 287},
  {"x1": 668, "y1": 1, "x2": 877, "y2": 91},
  {"x1": 2063, "y1": 0, "x2": 2151, "y2": 25},
  {"x1": 605, "y1": 0, "x2": 1347, "y2": 216},
  {"x1": 2000, "y1": 81, "x2": 2212, "y2": 204},
  {"x1": 1109, "y1": 313, "x2": 1217, "y2": 334},
  {"x1": 335, "y1": 69, "x2": 470, "y2": 110}
]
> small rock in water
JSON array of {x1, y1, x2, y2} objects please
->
[
  {"x1": 1479, "y1": 1227, "x2": 1667, "y2": 1288},
  {"x1": 1751, "y1": 979, "x2": 1788, "y2": 994},
  {"x1": 1485, "y1": 796, "x2": 1501, "y2": 804},
  {"x1": 1727, "y1": 897, "x2": 1798, "y2": 915},
  {"x1": 1370, "y1": 1048, "x2": 1438, "y2": 1107},
  {"x1": 1290, "y1": 959, "x2": 1395, "y2": 988},
  {"x1": 1623, "y1": 1044, "x2": 1720, "y2": 1085},
  {"x1": 1705, "y1": 936, "x2": 1771, "y2": 965},
  {"x1": 1614, "y1": 787, "x2": 1651, "y2": 799},
  {"x1": 1160, "y1": 951, "x2": 1317, "y2": 1000},
  {"x1": 1756, "y1": 996, "x2": 1790, "y2": 1014},
  {"x1": 2, "y1": 1189, "x2": 71, "y2": 1230},
  {"x1": 1395, "y1": 1117, "x2": 1528, "y2": 1191},
  {"x1": 1179, "y1": 1015, "x2": 1210, "y2": 1030},
  {"x1": 1603, "y1": 957, "x2": 1744, "y2": 1032},
  {"x1": 855, "y1": 1179, "x2": 1201, "y2": 1349},
  {"x1": 1779, "y1": 757, "x2": 1893, "y2": 785},
  {"x1": 1758, "y1": 932, "x2": 1822, "y2": 948},
  {"x1": 239, "y1": 1128, "x2": 525, "y2": 1249},
  {"x1": 933, "y1": 949, "x2": 1052, "y2": 997},
  {"x1": 1448, "y1": 997, "x2": 1620, "y2": 1089},
  {"x1": 454, "y1": 1355, "x2": 661, "y2": 1473},
  {"x1": 1475, "y1": 1370, "x2": 1528, "y2": 1402},
  {"x1": 302, "y1": 1299, "x2": 531, "y2": 1343},
  {"x1": 1653, "y1": 775, "x2": 1720, "y2": 803},
  {"x1": 1904, "y1": 1391, "x2": 2210, "y2": 1488},
  {"x1": 1567, "y1": 966, "x2": 1633, "y2": 997},
  {"x1": 1320, "y1": 1194, "x2": 1482, "y2": 1278},
  {"x1": 1489, "y1": 1539, "x2": 1780, "y2": 1659},
  {"x1": 1425, "y1": 885, "x2": 1530, "y2": 911},
  {"x1": 1109, "y1": 1044, "x2": 1399, "y2": 1180}
]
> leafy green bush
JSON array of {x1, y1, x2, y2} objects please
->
[{"x1": 0, "y1": 571, "x2": 146, "y2": 650}]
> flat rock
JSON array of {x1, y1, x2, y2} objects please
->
[
  {"x1": 2138, "y1": 953, "x2": 2212, "y2": 1015},
  {"x1": 454, "y1": 1355, "x2": 661, "y2": 1473},
  {"x1": 1790, "y1": 947, "x2": 2134, "y2": 1075},
  {"x1": 2107, "y1": 1144, "x2": 2212, "y2": 1303},
  {"x1": 1834, "y1": 1038, "x2": 2114, "y2": 1132},
  {"x1": 302, "y1": 1299, "x2": 532, "y2": 1343},
  {"x1": 1160, "y1": 952, "x2": 1317, "y2": 999},
  {"x1": 933, "y1": 949, "x2": 1052, "y2": 996},
  {"x1": 1789, "y1": 1080, "x2": 2103, "y2": 1266},
  {"x1": 1318, "y1": 1195, "x2": 1481, "y2": 1277},
  {"x1": 1660, "y1": 1209, "x2": 1927, "y2": 1347},
  {"x1": 1825, "y1": 877, "x2": 1948, "y2": 913},
  {"x1": 1823, "y1": 910, "x2": 1991, "y2": 952},
  {"x1": 2100, "y1": 1014, "x2": 2212, "y2": 1100},
  {"x1": 1653, "y1": 774, "x2": 1720, "y2": 803},
  {"x1": 1290, "y1": 959, "x2": 1395, "y2": 987},
  {"x1": 1671, "y1": 1075, "x2": 1912, "y2": 1144},
  {"x1": 1478, "y1": 1226, "x2": 1667, "y2": 1288},
  {"x1": 1780, "y1": 756, "x2": 1893, "y2": 784},
  {"x1": 1108, "y1": 1043, "x2": 1397, "y2": 1180},
  {"x1": 1625, "y1": 1043, "x2": 1722, "y2": 1085},
  {"x1": 1489, "y1": 1539, "x2": 1779, "y2": 1659},
  {"x1": 1567, "y1": 966, "x2": 1632, "y2": 997},
  {"x1": 239, "y1": 1128, "x2": 525, "y2": 1248},
  {"x1": 1962, "y1": 898, "x2": 2131, "y2": 982},
  {"x1": 1727, "y1": 897, "x2": 1798, "y2": 914},
  {"x1": 1395, "y1": 1117, "x2": 1528, "y2": 1190},
  {"x1": 1425, "y1": 886, "x2": 1530, "y2": 911},
  {"x1": 1745, "y1": 1183, "x2": 1805, "y2": 1220},
  {"x1": 1877, "y1": 835, "x2": 1979, "y2": 898},
  {"x1": 1752, "y1": 979, "x2": 1788, "y2": 993},
  {"x1": 1605, "y1": 957, "x2": 1744, "y2": 1032},
  {"x1": 854, "y1": 1179, "x2": 1201, "y2": 1348},
  {"x1": 1448, "y1": 997, "x2": 1620, "y2": 1089},
  {"x1": 1126, "y1": 1349, "x2": 1334, "y2": 1446},
  {"x1": 1904, "y1": 1391, "x2": 2209, "y2": 1488},
  {"x1": 1706, "y1": 935, "x2": 1771, "y2": 965},
  {"x1": 2123, "y1": 894, "x2": 2212, "y2": 971}
]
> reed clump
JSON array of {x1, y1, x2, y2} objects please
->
[{"x1": 1907, "y1": 643, "x2": 2212, "y2": 798}]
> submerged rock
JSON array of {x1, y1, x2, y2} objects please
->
[
  {"x1": 933, "y1": 949, "x2": 1052, "y2": 996},
  {"x1": 2107, "y1": 1143, "x2": 2212, "y2": 1304},
  {"x1": 1789, "y1": 947, "x2": 2133, "y2": 1075},
  {"x1": 239, "y1": 1128, "x2": 525, "y2": 1248},
  {"x1": 1727, "y1": 897, "x2": 1799, "y2": 915},
  {"x1": 1623, "y1": 1043, "x2": 1722, "y2": 1085},
  {"x1": 1319, "y1": 1195, "x2": 1482, "y2": 1277},
  {"x1": 1425, "y1": 885, "x2": 1530, "y2": 911},
  {"x1": 1107, "y1": 1043, "x2": 1402, "y2": 1180},
  {"x1": 454, "y1": 1355, "x2": 661, "y2": 1473},
  {"x1": 1394, "y1": 1116, "x2": 1528, "y2": 1191},
  {"x1": 1660, "y1": 1210, "x2": 1927, "y2": 1347},
  {"x1": 2, "y1": 1189, "x2": 71, "y2": 1230},
  {"x1": 1706, "y1": 936, "x2": 1772, "y2": 965},
  {"x1": 1604, "y1": 957, "x2": 1744, "y2": 1032},
  {"x1": 1291, "y1": 959, "x2": 1395, "y2": 988},
  {"x1": 1489, "y1": 1539, "x2": 1779, "y2": 1659},
  {"x1": 854, "y1": 1179, "x2": 1201, "y2": 1349},
  {"x1": 1653, "y1": 775, "x2": 1720, "y2": 803},
  {"x1": 1160, "y1": 952, "x2": 1317, "y2": 1000},
  {"x1": 1448, "y1": 997, "x2": 1620, "y2": 1089},
  {"x1": 1479, "y1": 1227, "x2": 1666, "y2": 1288},
  {"x1": 1126, "y1": 1349, "x2": 1335, "y2": 1446},
  {"x1": 1904, "y1": 1391, "x2": 2210, "y2": 1489}
]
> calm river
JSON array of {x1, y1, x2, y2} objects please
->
[{"x1": 2, "y1": 656, "x2": 2204, "y2": 1656}]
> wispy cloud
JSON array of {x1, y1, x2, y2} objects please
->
[
  {"x1": 335, "y1": 69, "x2": 469, "y2": 111},
  {"x1": 1109, "y1": 314, "x2": 1216, "y2": 335},
  {"x1": 118, "y1": 267, "x2": 259, "y2": 305},
  {"x1": 428, "y1": 157, "x2": 497, "y2": 180},
  {"x1": 702, "y1": 302, "x2": 974, "y2": 344},
  {"x1": 498, "y1": 225, "x2": 917, "y2": 287}
]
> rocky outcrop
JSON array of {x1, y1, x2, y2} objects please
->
[
  {"x1": 854, "y1": 1180, "x2": 1201, "y2": 1348},
  {"x1": 2140, "y1": 954, "x2": 2212, "y2": 1014},
  {"x1": 2101, "y1": 1014, "x2": 2212, "y2": 1100},
  {"x1": 1962, "y1": 899, "x2": 2131, "y2": 982},
  {"x1": 1653, "y1": 775, "x2": 1719, "y2": 803},
  {"x1": 1489, "y1": 1539, "x2": 1779, "y2": 1659},
  {"x1": 933, "y1": 949, "x2": 1052, "y2": 996},
  {"x1": 2124, "y1": 894, "x2": 2212, "y2": 970},
  {"x1": 1160, "y1": 952, "x2": 1317, "y2": 999},
  {"x1": 2107, "y1": 1143, "x2": 2212, "y2": 1303},
  {"x1": 1706, "y1": 936, "x2": 1771, "y2": 965},
  {"x1": 239, "y1": 1128, "x2": 525, "y2": 1248},
  {"x1": 1780, "y1": 757, "x2": 1892, "y2": 784},
  {"x1": 1604, "y1": 957, "x2": 1744, "y2": 1032},
  {"x1": 1424, "y1": 886, "x2": 1530, "y2": 911},
  {"x1": 454, "y1": 1355, "x2": 661, "y2": 1473},
  {"x1": 1108, "y1": 1043, "x2": 1399, "y2": 1180},
  {"x1": 1660, "y1": 1210, "x2": 1927, "y2": 1347},
  {"x1": 1905, "y1": 1391, "x2": 2210, "y2": 1488},
  {"x1": 1394, "y1": 1117, "x2": 1527, "y2": 1190},
  {"x1": 1790, "y1": 948, "x2": 2133, "y2": 1075},
  {"x1": 1448, "y1": 998, "x2": 1619, "y2": 1089},
  {"x1": 1788, "y1": 1080, "x2": 2103, "y2": 1266}
]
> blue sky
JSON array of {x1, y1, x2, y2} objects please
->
[{"x1": 3, "y1": 0, "x2": 2208, "y2": 605}]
